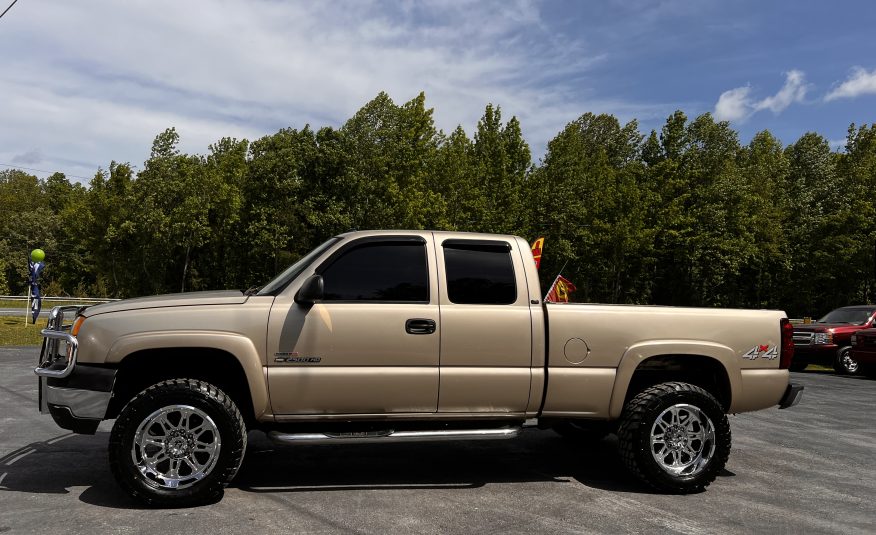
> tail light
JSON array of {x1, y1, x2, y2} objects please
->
[{"x1": 780, "y1": 317, "x2": 794, "y2": 369}]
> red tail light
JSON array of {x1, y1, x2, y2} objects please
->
[{"x1": 779, "y1": 317, "x2": 794, "y2": 369}]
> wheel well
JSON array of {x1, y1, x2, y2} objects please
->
[
  {"x1": 106, "y1": 348, "x2": 256, "y2": 426},
  {"x1": 625, "y1": 354, "x2": 731, "y2": 411}
]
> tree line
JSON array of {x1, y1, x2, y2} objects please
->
[{"x1": 1, "y1": 92, "x2": 875, "y2": 317}]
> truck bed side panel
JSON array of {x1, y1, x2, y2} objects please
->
[{"x1": 542, "y1": 304, "x2": 787, "y2": 418}]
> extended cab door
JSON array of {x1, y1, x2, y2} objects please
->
[
  {"x1": 266, "y1": 235, "x2": 440, "y2": 415},
  {"x1": 435, "y1": 236, "x2": 534, "y2": 414}
]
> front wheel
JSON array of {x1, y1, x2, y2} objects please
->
[
  {"x1": 833, "y1": 347, "x2": 859, "y2": 375},
  {"x1": 617, "y1": 382, "x2": 730, "y2": 493},
  {"x1": 109, "y1": 379, "x2": 247, "y2": 507}
]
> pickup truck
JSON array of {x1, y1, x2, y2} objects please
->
[
  {"x1": 850, "y1": 328, "x2": 876, "y2": 377},
  {"x1": 35, "y1": 230, "x2": 803, "y2": 506},
  {"x1": 790, "y1": 305, "x2": 876, "y2": 374}
]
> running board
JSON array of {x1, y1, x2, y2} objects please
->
[{"x1": 267, "y1": 427, "x2": 522, "y2": 446}]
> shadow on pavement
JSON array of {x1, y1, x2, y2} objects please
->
[
  {"x1": 0, "y1": 431, "x2": 141, "y2": 509},
  {"x1": 795, "y1": 368, "x2": 876, "y2": 380},
  {"x1": 1, "y1": 428, "x2": 740, "y2": 507},
  {"x1": 232, "y1": 431, "x2": 662, "y2": 495}
]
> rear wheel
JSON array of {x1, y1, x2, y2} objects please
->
[
  {"x1": 109, "y1": 379, "x2": 247, "y2": 507},
  {"x1": 617, "y1": 382, "x2": 730, "y2": 493},
  {"x1": 833, "y1": 347, "x2": 859, "y2": 375}
]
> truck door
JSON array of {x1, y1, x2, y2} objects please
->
[
  {"x1": 266, "y1": 235, "x2": 440, "y2": 415},
  {"x1": 436, "y1": 237, "x2": 533, "y2": 414}
]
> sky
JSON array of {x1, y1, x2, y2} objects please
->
[{"x1": 1, "y1": 0, "x2": 875, "y2": 184}]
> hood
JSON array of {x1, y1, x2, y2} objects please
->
[
  {"x1": 793, "y1": 323, "x2": 866, "y2": 333},
  {"x1": 82, "y1": 290, "x2": 248, "y2": 317}
]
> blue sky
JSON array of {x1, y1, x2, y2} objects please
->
[{"x1": 1, "y1": 0, "x2": 875, "y2": 183}]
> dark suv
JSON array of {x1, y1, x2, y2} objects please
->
[{"x1": 791, "y1": 305, "x2": 876, "y2": 374}]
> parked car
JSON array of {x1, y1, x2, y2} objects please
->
[
  {"x1": 791, "y1": 305, "x2": 876, "y2": 374},
  {"x1": 850, "y1": 328, "x2": 876, "y2": 377}
]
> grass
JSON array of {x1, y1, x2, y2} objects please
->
[{"x1": 0, "y1": 316, "x2": 45, "y2": 346}]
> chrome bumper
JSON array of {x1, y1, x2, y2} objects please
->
[
  {"x1": 34, "y1": 306, "x2": 84, "y2": 379},
  {"x1": 35, "y1": 305, "x2": 115, "y2": 433}
]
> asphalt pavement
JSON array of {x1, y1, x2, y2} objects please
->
[
  {"x1": 0, "y1": 309, "x2": 49, "y2": 318},
  {"x1": 1, "y1": 346, "x2": 874, "y2": 534}
]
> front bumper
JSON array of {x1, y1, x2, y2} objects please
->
[
  {"x1": 850, "y1": 348, "x2": 876, "y2": 365},
  {"x1": 778, "y1": 383, "x2": 804, "y2": 409},
  {"x1": 36, "y1": 305, "x2": 115, "y2": 434},
  {"x1": 38, "y1": 365, "x2": 116, "y2": 434}
]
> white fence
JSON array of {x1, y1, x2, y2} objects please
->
[{"x1": 0, "y1": 295, "x2": 120, "y2": 303}]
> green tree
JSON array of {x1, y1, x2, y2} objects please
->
[{"x1": 529, "y1": 113, "x2": 652, "y2": 303}]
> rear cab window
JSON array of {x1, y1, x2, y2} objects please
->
[{"x1": 441, "y1": 240, "x2": 516, "y2": 305}]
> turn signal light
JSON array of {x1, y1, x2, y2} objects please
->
[
  {"x1": 779, "y1": 318, "x2": 794, "y2": 370},
  {"x1": 71, "y1": 315, "x2": 86, "y2": 337}
]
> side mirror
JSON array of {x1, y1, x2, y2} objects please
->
[{"x1": 295, "y1": 275, "x2": 324, "y2": 305}]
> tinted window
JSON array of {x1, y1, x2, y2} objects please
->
[
  {"x1": 443, "y1": 242, "x2": 516, "y2": 305},
  {"x1": 817, "y1": 308, "x2": 876, "y2": 325},
  {"x1": 319, "y1": 241, "x2": 428, "y2": 302}
]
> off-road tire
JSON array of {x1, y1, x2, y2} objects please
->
[
  {"x1": 833, "y1": 347, "x2": 859, "y2": 375},
  {"x1": 109, "y1": 379, "x2": 247, "y2": 507},
  {"x1": 617, "y1": 382, "x2": 730, "y2": 493}
]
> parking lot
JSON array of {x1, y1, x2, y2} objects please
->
[{"x1": 1, "y1": 346, "x2": 874, "y2": 534}]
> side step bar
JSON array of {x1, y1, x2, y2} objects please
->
[{"x1": 268, "y1": 427, "x2": 522, "y2": 446}]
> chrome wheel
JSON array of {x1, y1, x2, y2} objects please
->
[
  {"x1": 841, "y1": 350, "x2": 859, "y2": 374},
  {"x1": 132, "y1": 404, "x2": 222, "y2": 489},
  {"x1": 650, "y1": 403, "x2": 716, "y2": 477}
]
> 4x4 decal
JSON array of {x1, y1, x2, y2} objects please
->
[{"x1": 742, "y1": 345, "x2": 778, "y2": 360}]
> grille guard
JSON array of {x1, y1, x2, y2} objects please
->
[{"x1": 34, "y1": 305, "x2": 86, "y2": 379}]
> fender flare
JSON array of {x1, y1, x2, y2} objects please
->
[
  {"x1": 608, "y1": 340, "x2": 740, "y2": 419},
  {"x1": 106, "y1": 331, "x2": 269, "y2": 420}
]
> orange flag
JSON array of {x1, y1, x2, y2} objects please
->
[
  {"x1": 531, "y1": 237, "x2": 544, "y2": 270},
  {"x1": 545, "y1": 275, "x2": 576, "y2": 303}
]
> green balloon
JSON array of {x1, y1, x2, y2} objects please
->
[{"x1": 30, "y1": 249, "x2": 45, "y2": 262}]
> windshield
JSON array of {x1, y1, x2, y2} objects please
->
[
  {"x1": 257, "y1": 238, "x2": 340, "y2": 295},
  {"x1": 817, "y1": 308, "x2": 874, "y2": 325}
]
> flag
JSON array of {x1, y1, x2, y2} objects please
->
[
  {"x1": 545, "y1": 274, "x2": 576, "y2": 303},
  {"x1": 530, "y1": 237, "x2": 544, "y2": 270}
]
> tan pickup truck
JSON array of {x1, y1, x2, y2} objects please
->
[{"x1": 35, "y1": 230, "x2": 802, "y2": 506}]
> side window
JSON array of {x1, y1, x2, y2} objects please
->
[
  {"x1": 443, "y1": 241, "x2": 516, "y2": 305},
  {"x1": 319, "y1": 241, "x2": 429, "y2": 302}
]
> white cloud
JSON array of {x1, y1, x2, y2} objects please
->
[
  {"x1": 713, "y1": 70, "x2": 808, "y2": 122},
  {"x1": 714, "y1": 86, "x2": 754, "y2": 122},
  {"x1": 753, "y1": 69, "x2": 807, "y2": 113},
  {"x1": 825, "y1": 67, "x2": 876, "y2": 101},
  {"x1": 0, "y1": 0, "x2": 667, "y2": 183}
]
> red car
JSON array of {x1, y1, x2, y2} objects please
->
[
  {"x1": 791, "y1": 305, "x2": 876, "y2": 374},
  {"x1": 850, "y1": 329, "x2": 876, "y2": 377}
]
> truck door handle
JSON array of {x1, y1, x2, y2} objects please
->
[{"x1": 405, "y1": 318, "x2": 436, "y2": 335}]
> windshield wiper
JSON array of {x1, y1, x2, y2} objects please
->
[{"x1": 243, "y1": 286, "x2": 262, "y2": 296}]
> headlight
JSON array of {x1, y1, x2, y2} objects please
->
[{"x1": 814, "y1": 332, "x2": 833, "y2": 344}]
